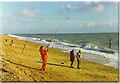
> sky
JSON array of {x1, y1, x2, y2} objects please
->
[{"x1": 0, "y1": 1, "x2": 119, "y2": 34}]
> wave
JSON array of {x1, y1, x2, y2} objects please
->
[
  {"x1": 84, "y1": 46, "x2": 117, "y2": 54},
  {"x1": 8, "y1": 34, "x2": 118, "y2": 68},
  {"x1": 8, "y1": 34, "x2": 117, "y2": 54}
]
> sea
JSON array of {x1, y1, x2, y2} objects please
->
[{"x1": 8, "y1": 33, "x2": 119, "y2": 68}]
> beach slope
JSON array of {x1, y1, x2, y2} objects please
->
[{"x1": 0, "y1": 34, "x2": 119, "y2": 82}]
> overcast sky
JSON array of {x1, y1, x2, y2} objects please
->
[{"x1": 0, "y1": 1, "x2": 119, "y2": 34}]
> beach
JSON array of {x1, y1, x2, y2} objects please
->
[{"x1": 0, "y1": 34, "x2": 119, "y2": 82}]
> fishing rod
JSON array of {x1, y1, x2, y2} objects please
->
[
  {"x1": 46, "y1": 17, "x2": 69, "y2": 48},
  {"x1": 22, "y1": 40, "x2": 27, "y2": 53},
  {"x1": 22, "y1": 32, "x2": 31, "y2": 53},
  {"x1": 22, "y1": 18, "x2": 68, "y2": 53}
]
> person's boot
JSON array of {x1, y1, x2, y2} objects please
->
[
  {"x1": 71, "y1": 64, "x2": 73, "y2": 68},
  {"x1": 77, "y1": 67, "x2": 80, "y2": 69},
  {"x1": 40, "y1": 69, "x2": 43, "y2": 71}
]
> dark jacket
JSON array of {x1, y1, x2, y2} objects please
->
[{"x1": 70, "y1": 51, "x2": 74, "y2": 61}]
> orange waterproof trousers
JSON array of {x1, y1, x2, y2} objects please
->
[
  {"x1": 39, "y1": 49, "x2": 48, "y2": 70},
  {"x1": 41, "y1": 55, "x2": 47, "y2": 70}
]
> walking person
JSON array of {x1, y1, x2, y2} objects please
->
[
  {"x1": 39, "y1": 46, "x2": 48, "y2": 71},
  {"x1": 70, "y1": 50, "x2": 75, "y2": 68},
  {"x1": 76, "y1": 50, "x2": 82, "y2": 69}
]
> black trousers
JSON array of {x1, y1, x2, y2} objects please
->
[
  {"x1": 77, "y1": 59, "x2": 81, "y2": 68},
  {"x1": 70, "y1": 60, "x2": 74, "y2": 67}
]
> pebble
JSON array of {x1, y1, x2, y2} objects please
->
[{"x1": 33, "y1": 78, "x2": 37, "y2": 82}]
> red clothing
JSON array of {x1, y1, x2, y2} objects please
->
[{"x1": 39, "y1": 49, "x2": 48, "y2": 70}]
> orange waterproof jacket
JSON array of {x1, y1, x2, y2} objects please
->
[{"x1": 39, "y1": 49, "x2": 47, "y2": 56}]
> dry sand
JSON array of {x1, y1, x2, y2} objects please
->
[{"x1": 0, "y1": 34, "x2": 119, "y2": 82}]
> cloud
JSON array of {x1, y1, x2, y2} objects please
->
[
  {"x1": 104, "y1": 22, "x2": 113, "y2": 27},
  {"x1": 80, "y1": 24, "x2": 82, "y2": 28},
  {"x1": 0, "y1": 14, "x2": 13, "y2": 23},
  {"x1": 86, "y1": 21, "x2": 113, "y2": 28},
  {"x1": 87, "y1": 22, "x2": 95, "y2": 27},
  {"x1": 0, "y1": 14, "x2": 9, "y2": 19},
  {"x1": 101, "y1": 2, "x2": 118, "y2": 6},
  {"x1": 83, "y1": 2, "x2": 92, "y2": 6},
  {"x1": 61, "y1": 4, "x2": 77, "y2": 12},
  {"x1": 17, "y1": 9, "x2": 40, "y2": 17},
  {"x1": 88, "y1": 4, "x2": 104, "y2": 13},
  {"x1": 61, "y1": 2, "x2": 104, "y2": 13}
]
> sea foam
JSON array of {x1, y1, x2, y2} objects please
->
[{"x1": 8, "y1": 34, "x2": 118, "y2": 68}]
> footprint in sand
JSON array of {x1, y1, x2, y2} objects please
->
[
  {"x1": 61, "y1": 62, "x2": 64, "y2": 64},
  {"x1": 9, "y1": 72, "x2": 14, "y2": 74},
  {"x1": 33, "y1": 78, "x2": 37, "y2": 82},
  {"x1": 57, "y1": 75, "x2": 61, "y2": 76},
  {"x1": 45, "y1": 71, "x2": 47, "y2": 73},
  {"x1": 39, "y1": 72, "x2": 43, "y2": 74},
  {"x1": 103, "y1": 76, "x2": 106, "y2": 78},
  {"x1": 24, "y1": 71, "x2": 26, "y2": 75},
  {"x1": 49, "y1": 76, "x2": 52, "y2": 78},
  {"x1": 1, "y1": 68, "x2": 8, "y2": 72},
  {"x1": 41, "y1": 77, "x2": 44, "y2": 79}
]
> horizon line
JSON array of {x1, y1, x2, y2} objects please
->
[{"x1": 1, "y1": 32, "x2": 118, "y2": 34}]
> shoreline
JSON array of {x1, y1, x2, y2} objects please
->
[
  {"x1": 8, "y1": 34, "x2": 118, "y2": 68},
  {"x1": 1, "y1": 34, "x2": 119, "y2": 82}
]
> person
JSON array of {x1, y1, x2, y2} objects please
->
[
  {"x1": 108, "y1": 38, "x2": 112, "y2": 49},
  {"x1": 76, "y1": 50, "x2": 82, "y2": 69},
  {"x1": 5, "y1": 39, "x2": 7, "y2": 42},
  {"x1": 70, "y1": 50, "x2": 75, "y2": 68},
  {"x1": 39, "y1": 46, "x2": 48, "y2": 71},
  {"x1": 11, "y1": 40, "x2": 13, "y2": 43}
]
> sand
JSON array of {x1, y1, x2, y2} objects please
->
[{"x1": 0, "y1": 34, "x2": 119, "y2": 82}]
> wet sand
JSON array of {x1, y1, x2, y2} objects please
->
[{"x1": 0, "y1": 34, "x2": 119, "y2": 82}]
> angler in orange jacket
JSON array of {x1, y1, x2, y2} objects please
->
[{"x1": 39, "y1": 46, "x2": 48, "y2": 71}]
